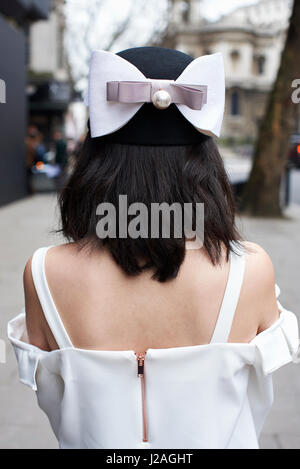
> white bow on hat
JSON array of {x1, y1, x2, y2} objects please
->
[{"x1": 85, "y1": 50, "x2": 225, "y2": 139}]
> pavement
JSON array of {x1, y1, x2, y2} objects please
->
[{"x1": 0, "y1": 191, "x2": 300, "y2": 449}]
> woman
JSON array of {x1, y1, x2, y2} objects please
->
[{"x1": 8, "y1": 47, "x2": 299, "y2": 449}]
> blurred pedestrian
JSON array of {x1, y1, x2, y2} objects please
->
[
  {"x1": 53, "y1": 130, "x2": 68, "y2": 190},
  {"x1": 53, "y1": 130, "x2": 68, "y2": 169},
  {"x1": 25, "y1": 126, "x2": 41, "y2": 194}
]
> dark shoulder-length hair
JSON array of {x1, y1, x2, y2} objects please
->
[{"x1": 58, "y1": 130, "x2": 242, "y2": 282}]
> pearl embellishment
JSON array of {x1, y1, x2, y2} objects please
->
[{"x1": 152, "y1": 89, "x2": 172, "y2": 109}]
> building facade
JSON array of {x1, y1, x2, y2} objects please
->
[
  {"x1": 165, "y1": 0, "x2": 293, "y2": 141},
  {"x1": 27, "y1": 0, "x2": 72, "y2": 142},
  {"x1": 0, "y1": 0, "x2": 52, "y2": 206}
]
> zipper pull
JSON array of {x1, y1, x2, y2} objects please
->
[
  {"x1": 135, "y1": 351, "x2": 148, "y2": 442},
  {"x1": 136, "y1": 352, "x2": 146, "y2": 376}
]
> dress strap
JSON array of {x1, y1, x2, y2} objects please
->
[
  {"x1": 210, "y1": 242, "x2": 246, "y2": 343},
  {"x1": 31, "y1": 247, "x2": 73, "y2": 349}
]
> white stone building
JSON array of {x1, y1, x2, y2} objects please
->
[
  {"x1": 165, "y1": 0, "x2": 293, "y2": 140},
  {"x1": 29, "y1": 0, "x2": 68, "y2": 82},
  {"x1": 27, "y1": 0, "x2": 73, "y2": 141}
]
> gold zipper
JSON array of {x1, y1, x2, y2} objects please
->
[{"x1": 135, "y1": 351, "x2": 148, "y2": 442}]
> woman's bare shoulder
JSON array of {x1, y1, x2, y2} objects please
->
[
  {"x1": 242, "y1": 240, "x2": 275, "y2": 273},
  {"x1": 23, "y1": 243, "x2": 82, "y2": 350},
  {"x1": 23, "y1": 254, "x2": 53, "y2": 350},
  {"x1": 240, "y1": 241, "x2": 280, "y2": 332},
  {"x1": 24, "y1": 243, "x2": 82, "y2": 287}
]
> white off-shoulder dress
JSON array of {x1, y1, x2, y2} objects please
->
[{"x1": 7, "y1": 244, "x2": 300, "y2": 449}]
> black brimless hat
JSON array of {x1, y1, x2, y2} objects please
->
[{"x1": 86, "y1": 47, "x2": 225, "y2": 145}]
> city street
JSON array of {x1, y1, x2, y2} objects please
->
[
  {"x1": 0, "y1": 0, "x2": 299, "y2": 452},
  {"x1": 0, "y1": 192, "x2": 299, "y2": 449}
]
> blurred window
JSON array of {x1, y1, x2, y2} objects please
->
[
  {"x1": 230, "y1": 50, "x2": 240, "y2": 71},
  {"x1": 231, "y1": 90, "x2": 240, "y2": 116},
  {"x1": 257, "y1": 56, "x2": 266, "y2": 75},
  {"x1": 253, "y1": 55, "x2": 266, "y2": 75},
  {"x1": 57, "y1": 25, "x2": 64, "y2": 69},
  {"x1": 181, "y1": 1, "x2": 191, "y2": 23}
]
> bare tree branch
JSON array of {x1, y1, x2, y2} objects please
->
[{"x1": 65, "y1": 0, "x2": 168, "y2": 89}]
